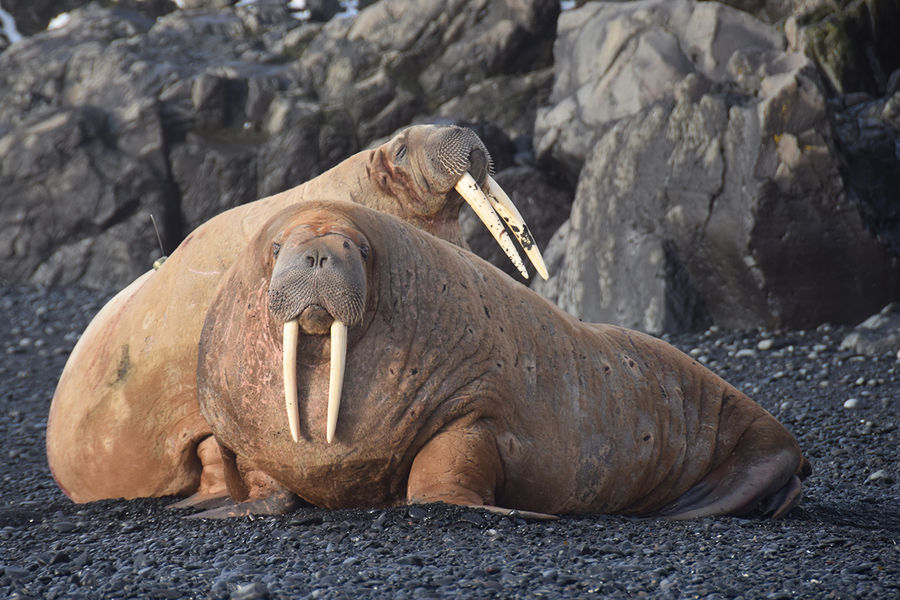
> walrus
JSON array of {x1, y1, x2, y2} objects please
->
[
  {"x1": 46, "y1": 125, "x2": 547, "y2": 504},
  {"x1": 196, "y1": 200, "x2": 811, "y2": 519}
]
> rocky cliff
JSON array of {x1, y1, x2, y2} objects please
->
[{"x1": 1, "y1": 0, "x2": 898, "y2": 332}]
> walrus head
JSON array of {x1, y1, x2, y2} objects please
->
[
  {"x1": 373, "y1": 125, "x2": 548, "y2": 280},
  {"x1": 265, "y1": 213, "x2": 374, "y2": 445}
]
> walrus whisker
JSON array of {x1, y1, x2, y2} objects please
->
[
  {"x1": 454, "y1": 172, "x2": 529, "y2": 279},
  {"x1": 485, "y1": 176, "x2": 549, "y2": 280},
  {"x1": 283, "y1": 319, "x2": 301, "y2": 442},
  {"x1": 327, "y1": 320, "x2": 348, "y2": 444}
]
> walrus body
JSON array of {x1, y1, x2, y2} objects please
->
[
  {"x1": 47, "y1": 125, "x2": 543, "y2": 503},
  {"x1": 198, "y1": 201, "x2": 810, "y2": 518}
]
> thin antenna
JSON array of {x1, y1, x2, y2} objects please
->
[{"x1": 150, "y1": 214, "x2": 168, "y2": 270}]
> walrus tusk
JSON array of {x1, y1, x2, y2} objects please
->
[
  {"x1": 455, "y1": 172, "x2": 529, "y2": 279},
  {"x1": 283, "y1": 319, "x2": 301, "y2": 442},
  {"x1": 327, "y1": 320, "x2": 348, "y2": 444},
  {"x1": 485, "y1": 176, "x2": 549, "y2": 281}
]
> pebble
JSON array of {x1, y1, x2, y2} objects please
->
[
  {"x1": 407, "y1": 506, "x2": 428, "y2": 520},
  {"x1": 735, "y1": 348, "x2": 756, "y2": 358},
  {"x1": 843, "y1": 398, "x2": 860, "y2": 409},
  {"x1": 757, "y1": 339, "x2": 774, "y2": 351},
  {"x1": 52, "y1": 520, "x2": 78, "y2": 533},
  {"x1": 4, "y1": 565, "x2": 31, "y2": 579},
  {"x1": 866, "y1": 470, "x2": 893, "y2": 484},
  {"x1": 231, "y1": 582, "x2": 269, "y2": 600}
]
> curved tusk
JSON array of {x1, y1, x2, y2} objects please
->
[
  {"x1": 283, "y1": 319, "x2": 301, "y2": 443},
  {"x1": 485, "y1": 176, "x2": 549, "y2": 280},
  {"x1": 455, "y1": 172, "x2": 529, "y2": 279},
  {"x1": 327, "y1": 320, "x2": 348, "y2": 444}
]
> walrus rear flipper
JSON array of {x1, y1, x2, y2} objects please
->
[{"x1": 651, "y1": 441, "x2": 807, "y2": 520}]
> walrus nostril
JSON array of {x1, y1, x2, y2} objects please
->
[
  {"x1": 303, "y1": 251, "x2": 329, "y2": 269},
  {"x1": 468, "y1": 146, "x2": 491, "y2": 182}
]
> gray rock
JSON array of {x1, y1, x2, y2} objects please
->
[
  {"x1": 830, "y1": 80, "x2": 900, "y2": 258},
  {"x1": 0, "y1": 0, "x2": 559, "y2": 289},
  {"x1": 533, "y1": 0, "x2": 900, "y2": 333},
  {"x1": 713, "y1": 0, "x2": 834, "y2": 23},
  {"x1": 535, "y1": 0, "x2": 784, "y2": 178},
  {"x1": 298, "y1": 0, "x2": 558, "y2": 141},
  {"x1": 435, "y1": 68, "x2": 554, "y2": 143},
  {"x1": 0, "y1": 107, "x2": 172, "y2": 288},
  {"x1": 840, "y1": 302, "x2": 900, "y2": 356},
  {"x1": 785, "y1": 0, "x2": 900, "y2": 96}
]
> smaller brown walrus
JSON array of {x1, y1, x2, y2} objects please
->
[{"x1": 196, "y1": 200, "x2": 811, "y2": 519}]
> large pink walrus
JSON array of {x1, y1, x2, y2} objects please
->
[
  {"x1": 47, "y1": 125, "x2": 547, "y2": 504},
  {"x1": 197, "y1": 201, "x2": 811, "y2": 519}
]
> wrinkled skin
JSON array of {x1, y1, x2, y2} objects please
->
[
  {"x1": 198, "y1": 201, "x2": 811, "y2": 519},
  {"x1": 47, "y1": 125, "x2": 503, "y2": 503}
]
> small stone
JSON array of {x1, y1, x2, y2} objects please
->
[
  {"x1": 397, "y1": 554, "x2": 424, "y2": 567},
  {"x1": 407, "y1": 506, "x2": 428, "y2": 520},
  {"x1": 4, "y1": 565, "x2": 30, "y2": 579},
  {"x1": 843, "y1": 398, "x2": 860, "y2": 409},
  {"x1": 370, "y1": 511, "x2": 387, "y2": 529},
  {"x1": 460, "y1": 511, "x2": 485, "y2": 525},
  {"x1": 52, "y1": 520, "x2": 78, "y2": 533},
  {"x1": 866, "y1": 470, "x2": 893, "y2": 484},
  {"x1": 735, "y1": 348, "x2": 756, "y2": 358},
  {"x1": 230, "y1": 582, "x2": 269, "y2": 600},
  {"x1": 757, "y1": 339, "x2": 774, "y2": 351}
]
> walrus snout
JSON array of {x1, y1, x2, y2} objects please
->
[
  {"x1": 425, "y1": 126, "x2": 549, "y2": 280},
  {"x1": 422, "y1": 125, "x2": 493, "y2": 191},
  {"x1": 267, "y1": 234, "x2": 367, "y2": 327},
  {"x1": 267, "y1": 230, "x2": 370, "y2": 445}
]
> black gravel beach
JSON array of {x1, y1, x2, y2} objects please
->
[{"x1": 1, "y1": 285, "x2": 898, "y2": 599}]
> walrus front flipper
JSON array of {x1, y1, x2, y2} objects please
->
[
  {"x1": 168, "y1": 492, "x2": 232, "y2": 511},
  {"x1": 470, "y1": 505, "x2": 558, "y2": 521},
  {"x1": 407, "y1": 422, "x2": 504, "y2": 507},
  {"x1": 407, "y1": 424, "x2": 557, "y2": 520},
  {"x1": 187, "y1": 489, "x2": 303, "y2": 519}
]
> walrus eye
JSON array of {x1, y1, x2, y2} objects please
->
[
  {"x1": 395, "y1": 144, "x2": 407, "y2": 160},
  {"x1": 359, "y1": 245, "x2": 369, "y2": 260},
  {"x1": 272, "y1": 242, "x2": 281, "y2": 258}
]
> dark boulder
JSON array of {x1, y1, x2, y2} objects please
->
[{"x1": 0, "y1": 0, "x2": 559, "y2": 288}]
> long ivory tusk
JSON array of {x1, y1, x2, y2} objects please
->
[
  {"x1": 283, "y1": 319, "x2": 301, "y2": 443},
  {"x1": 455, "y1": 172, "x2": 529, "y2": 279},
  {"x1": 485, "y1": 176, "x2": 550, "y2": 280},
  {"x1": 327, "y1": 320, "x2": 348, "y2": 444}
]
